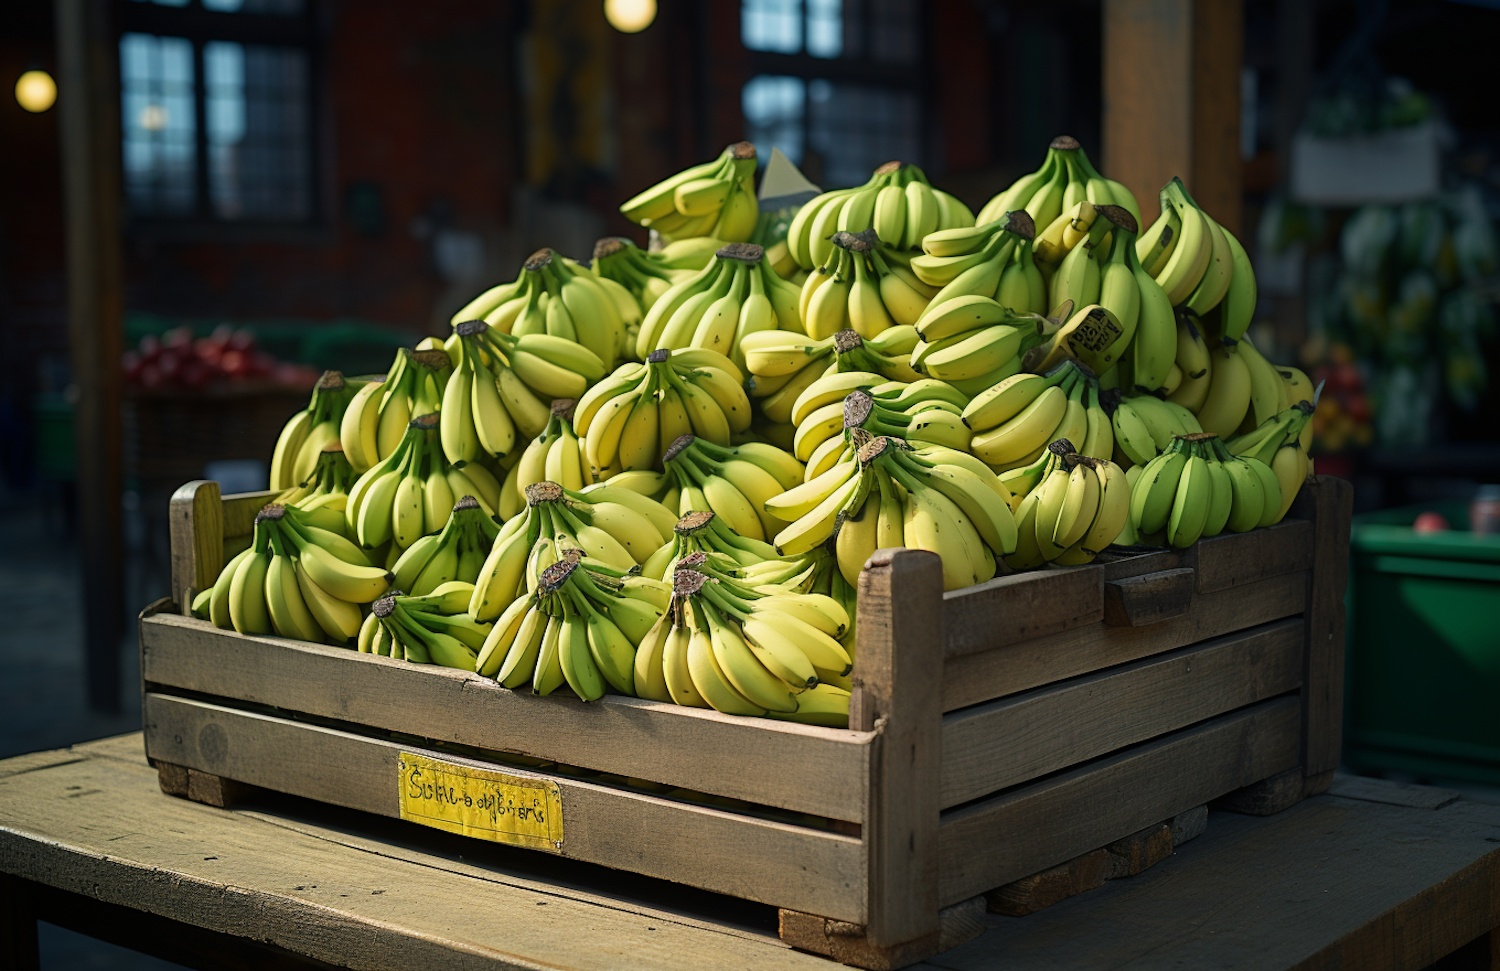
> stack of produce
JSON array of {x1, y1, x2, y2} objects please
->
[
  {"x1": 1127, "y1": 431, "x2": 1285, "y2": 549},
  {"x1": 499, "y1": 399, "x2": 590, "y2": 517},
  {"x1": 1006, "y1": 440, "x2": 1129, "y2": 569},
  {"x1": 642, "y1": 510, "x2": 806, "y2": 588},
  {"x1": 791, "y1": 380, "x2": 972, "y2": 477},
  {"x1": 660, "y1": 434, "x2": 804, "y2": 541},
  {"x1": 635, "y1": 242, "x2": 802, "y2": 367},
  {"x1": 742, "y1": 327, "x2": 921, "y2": 428},
  {"x1": 977, "y1": 135, "x2": 1142, "y2": 233},
  {"x1": 270, "y1": 371, "x2": 371, "y2": 490},
  {"x1": 911, "y1": 295, "x2": 1047, "y2": 393},
  {"x1": 274, "y1": 443, "x2": 358, "y2": 535},
  {"x1": 589, "y1": 236, "x2": 717, "y2": 311},
  {"x1": 338, "y1": 348, "x2": 451, "y2": 474},
  {"x1": 801, "y1": 230, "x2": 935, "y2": 338},
  {"x1": 963, "y1": 360, "x2": 1116, "y2": 469},
  {"x1": 389, "y1": 495, "x2": 502, "y2": 595},
  {"x1": 787, "y1": 161, "x2": 975, "y2": 270},
  {"x1": 911, "y1": 210, "x2": 1042, "y2": 320},
  {"x1": 619, "y1": 141, "x2": 760, "y2": 243}
]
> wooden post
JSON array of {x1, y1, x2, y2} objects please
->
[
  {"x1": 853, "y1": 548, "x2": 944, "y2": 958},
  {"x1": 169, "y1": 480, "x2": 224, "y2": 613},
  {"x1": 56, "y1": 0, "x2": 126, "y2": 713},
  {"x1": 1101, "y1": 0, "x2": 1244, "y2": 234},
  {"x1": 1300, "y1": 475, "x2": 1354, "y2": 790}
]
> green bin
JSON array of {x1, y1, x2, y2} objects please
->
[{"x1": 1345, "y1": 501, "x2": 1500, "y2": 785}]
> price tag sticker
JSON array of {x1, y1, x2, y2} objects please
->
[{"x1": 397, "y1": 752, "x2": 563, "y2": 851}]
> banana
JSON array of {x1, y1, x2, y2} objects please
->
[{"x1": 1196, "y1": 343, "x2": 1252, "y2": 439}]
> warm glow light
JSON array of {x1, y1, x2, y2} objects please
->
[
  {"x1": 140, "y1": 104, "x2": 168, "y2": 131},
  {"x1": 15, "y1": 70, "x2": 56, "y2": 113},
  {"x1": 604, "y1": 0, "x2": 656, "y2": 33}
]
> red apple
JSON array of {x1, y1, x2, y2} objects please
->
[{"x1": 1413, "y1": 512, "x2": 1450, "y2": 533}]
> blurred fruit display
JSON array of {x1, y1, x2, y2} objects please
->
[{"x1": 123, "y1": 324, "x2": 320, "y2": 393}]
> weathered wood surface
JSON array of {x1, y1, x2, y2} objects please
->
[
  {"x1": 940, "y1": 618, "x2": 1303, "y2": 807},
  {"x1": 943, "y1": 566, "x2": 1102, "y2": 659},
  {"x1": 1189, "y1": 520, "x2": 1314, "y2": 593},
  {"x1": 851, "y1": 549, "x2": 944, "y2": 955},
  {"x1": 938, "y1": 697, "x2": 1302, "y2": 906},
  {"x1": 169, "y1": 480, "x2": 223, "y2": 614},
  {"x1": 0, "y1": 740, "x2": 1497, "y2": 971},
  {"x1": 1102, "y1": 567, "x2": 1195, "y2": 627},
  {"x1": 142, "y1": 612, "x2": 872, "y2": 822},
  {"x1": 943, "y1": 569, "x2": 1309, "y2": 712},
  {"x1": 1301, "y1": 475, "x2": 1355, "y2": 782},
  {"x1": 0, "y1": 735, "x2": 833, "y2": 971},
  {"x1": 144, "y1": 694, "x2": 868, "y2": 924}
]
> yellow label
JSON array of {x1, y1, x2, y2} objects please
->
[{"x1": 397, "y1": 752, "x2": 563, "y2": 851}]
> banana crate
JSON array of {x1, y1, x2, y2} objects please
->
[{"x1": 141, "y1": 475, "x2": 1351, "y2": 970}]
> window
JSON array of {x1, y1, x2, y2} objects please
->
[
  {"x1": 740, "y1": 0, "x2": 924, "y2": 188},
  {"x1": 119, "y1": 0, "x2": 318, "y2": 225}
]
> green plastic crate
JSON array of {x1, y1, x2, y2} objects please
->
[{"x1": 1344, "y1": 501, "x2": 1500, "y2": 785}]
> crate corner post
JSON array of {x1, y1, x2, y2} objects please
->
[
  {"x1": 854, "y1": 547, "x2": 946, "y2": 964},
  {"x1": 169, "y1": 480, "x2": 224, "y2": 614},
  {"x1": 1301, "y1": 474, "x2": 1355, "y2": 793}
]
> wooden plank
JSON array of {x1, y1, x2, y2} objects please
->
[
  {"x1": 777, "y1": 896, "x2": 984, "y2": 971},
  {"x1": 0, "y1": 744, "x2": 833, "y2": 971},
  {"x1": 169, "y1": 480, "x2": 222, "y2": 613},
  {"x1": 938, "y1": 696, "x2": 1301, "y2": 905},
  {"x1": 141, "y1": 613, "x2": 871, "y2": 823},
  {"x1": 1095, "y1": 548, "x2": 1183, "y2": 582},
  {"x1": 941, "y1": 618, "x2": 1302, "y2": 807},
  {"x1": 222, "y1": 489, "x2": 278, "y2": 542},
  {"x1": 944, "y1": 566, "x2": 1103, "y2": 660},
  {"x1": 851, "y1": 548, "x2": 944, "y2": 954},
  {"x1": 1329, "y1": 774, "x2": 1462, "y2": 811},
  {"x1": 57, "y1": 0, "x2": 125, "y2": 714},
  {"x1": 1302, "y1": 475, "x2": 1354, "y2": 779},
  {"x1": 1102, "y1": 567, "x2": 1195, "y2": 627},
  {"x1": 943, "y1": 569, "x2": 1309, "y2": 712},
  {"x1": 1191, "y1": 520, "x2": 1314, "y2": 593},
  {"x1": 144, "y1": 693, "x2": 868, "y2": 924}
]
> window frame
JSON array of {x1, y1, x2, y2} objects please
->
[{"x1": 117, "y1": 0, "x2": 329, "y2": 240}]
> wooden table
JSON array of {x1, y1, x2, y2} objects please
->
[{"x1": 0, "y1": 735, "x2": 1497, "y2": 971}]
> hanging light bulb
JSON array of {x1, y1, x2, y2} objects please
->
[
  {"x1": 604, "y1": 0, "x2": 656, "y2": 33},
  {"x1": 15, "y1": 70, "x2": 56, "y2": 113}
]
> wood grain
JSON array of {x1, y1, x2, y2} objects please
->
[
  {"x1": 144, "y1": 693, "x2": 869, "y2": 924},
  {"x1": 943, "y1": 569, "x2": 1309, "y2": 711},
  {"x1": 941, "y1": 618, "x2": 1303, "y2": 807},
  {"x1": 222, "y1": 489, "x2": 278, "y2": 544},
  {"x1": 142, "y1": 613, "x2": 872, "y2": 822},
  {"x1": 853, "y1": 548, "x2": 944, "y2": 952},
  {"x1": 1190, "y1": 520, "x2": 1313, "y2": 593},
  {"x1": 169, "y1": 480, "x2": 223, "y2": 613},
  {"x1": 1302, "y1": 476, "x2": 1354, "y2": 779},
  {"x1": 1102, "y1": 567, "x2": 1195, "y2": 627},
  {"x1": 943, "y1": 566, "x2": 1102, "y2": 659},
  {"x1": 938, "y1": 696, "x2": 1302, "y2": 905}
]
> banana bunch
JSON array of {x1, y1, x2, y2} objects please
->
[
  {"x1": 1109, "y1": 392, "x2": 1204, "y2": 468},
  {"x1": 1006, "y1": 440, "x2": 1130, "y2": 569},
  {"x1": 791, "y1": 375, "x2": 972, "y2": 477},
  {"x1": 477, "y1": 552, "x2": 669, "y2": 699},
  {"x1": 274, "y1": 443, "x2": 358, "y2": 536},
  {"x1": 977, "y1": 135, "x2": 1142, "y2": 233},
  {"x1": 388, "y1": 495, "x2": 502, "y2": 597},
  {"x1": 1042, "y1": 206, "x2": 1116, "y2": 313},
  {"x1": 589, "y1": 236, "x2": 695, "y2": 312},
  {"x1": 1135, "y1": 178, "x2": 1256, "y2": 349},
  {"x1": 619, "y1": 140, "x2": 759, "y2": 243},
  {"x1": 452, "y1": 248, "x2": 627, "y2": 370},
  {"x1": 1129, "y1": 433, "x2": 1284, "y2": 549},
  {"x1": 572, "y1": 348, "x2": 752, "y2": 473},
  {"x1": 637, "y1": 567, "x2": 852, "y2": 725},
  {"x1": 441, "y1": 319, "x2": 606, "y2": 464},
  {"x1": 802, "y1": 230, "x2": 937, "y2": 339},
  {"x1": 911, "y1": 296, "x2": 1048, "y2": 393},
  {"x1": 640, "y1": 511, "x2": 813, "y2": 590},
  {"x1": 832, "y1": 435, "x2": 1017, "y2": 588},
  {"x1": 347, "y1": 414, "x2": 490, "y2": 551},
  {"x1": 1226, "y1": 402, "x2": 1316, "y2": 522},
  {"x1": 339, "y1": 349, "x2": 452, "y2": 474},
  {"x1": 497, "y1": 399, "x2": 591, "y2": 519},
  {"x1": 635, "y1": 242, "x2": 801, "y2": 367},
  {"x1": 358, "y1": 582, "x2": 488, "y2": 670},
  {"x1": 270, "y1": 371, "x2": 369, "y2": 490},
  {"x1": 787, "y1": 161, "x2": 975, "y2": 271},
  {"x1": 911, "y1": 210, "x2": 1042, "y2": 320},
  {"x1": 204, "y1": 503, "x2": 391, "y2": 644},
  {"x1": 964, "y1": 360, "x2": 1104, "y2": 470},
  {"x1": 660, "y1": 434, "x2": 805, "y2": 542},
  {"x1": 469, "y1": 480, "x2": 674, "y2": 622},
  {"x1": 742, "y1": 326, "x2": 921, "y2": 425}
]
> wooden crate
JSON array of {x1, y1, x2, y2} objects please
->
[{"x1": 143, "y1": 475, "x2": 1353, "y2": 970}]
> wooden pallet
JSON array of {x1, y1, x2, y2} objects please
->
[{"x1": 143, "y1": 475, "x2": 1352, "y2": 970}]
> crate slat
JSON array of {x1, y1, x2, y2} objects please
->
[
  {"x1": 1189, "y1": 520, "x2": 1314, "y2": 593},
  {"x1": 942, "y1": 568, "x2": 1310, "y2": 712},
  {"x1": 939, "y1": 618, "x2": 1305, "y2": 807},
  {"x1": 144, "y1": 692, "x2": 870, "y2": 923},
  {"x1": 943, "y1": 567, "x2": 1103, "y2": 659},
  {"x1": 936, "y1": 696, "x2": 1302, "y2": 906},
  {"x1": 142, "y1": 614, "x2": 873, "y2": 823}
]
